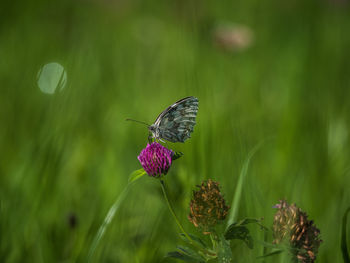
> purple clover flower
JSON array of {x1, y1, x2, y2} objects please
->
[{"x1": 138, "y1": 142, "x2": 174, "y2": 177}]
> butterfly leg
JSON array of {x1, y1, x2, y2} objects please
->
[{"x1": 148, "y1": 132, "x2": 154, "y2": 143}]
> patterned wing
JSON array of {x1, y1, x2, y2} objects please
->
[{"x1": 154, "y1": 96, "x2": 198, "y2": 143}]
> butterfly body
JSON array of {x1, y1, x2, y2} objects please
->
[{"x1": 148, "y1": 96, "x2": 199, "y2": 143}]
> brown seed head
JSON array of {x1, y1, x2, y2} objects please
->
[
  {"x1": 273, "y1": 200, "x2": 322, "y2": 263},
  {"x1": 188, "y1": 179, "x2": 230, "y2": 234}
]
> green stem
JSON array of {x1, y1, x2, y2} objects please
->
[
  {"x1": 160, "y1": 179, "x2": 218, "y2": 258},
  {"x1": 210, "y1": 232, "x2": 218, "y2": 250},
  {"x1": 160, "y1": 179, "x2": 193, "y2": 243}
]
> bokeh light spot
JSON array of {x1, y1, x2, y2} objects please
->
[{"x1": 37, "y1": 62, "x2": 67, "y2": 94}]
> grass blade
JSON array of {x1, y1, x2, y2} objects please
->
[
  {"x1": 227, "y1": 141, "x2": 264, "y2": 227},
  {"x1": 87, "y1": 170, "x2": 145, "y2": 262},
  {"x1": 128, "y1": 168, "x2": 146, "y2": 183},
  {"x1": 341, "y1": 207, "x2": 350, "y2": 263},
  {"x1": 87, "y1": 185, "x2": 131, "y2": 262}
]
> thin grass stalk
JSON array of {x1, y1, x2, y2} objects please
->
[{"x1": 87, "y1": 184, "x2": 131, "y2": 262}]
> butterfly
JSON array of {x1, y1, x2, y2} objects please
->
[{"x1": 127, "y1": 96, "x2": 199, "y2": 143}]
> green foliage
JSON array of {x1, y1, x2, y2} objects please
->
[
  {"x1": 128, "y1": 168, "x2": 146, "y2": 183},
  {"x1": 224, "y1": 218, "x2": 266, "y2": 249},
  {"x1": 167, "y1": 249, "x2": 205, "y2": 263},
  {"x1": 169, "y1": 231, "x2": 236, "y2": 262},
  {"x1": 225, "y1": 225, "x2": 253, "y2": 249},
  {"x1": 216, "y1": 234, "x2": 233, "y2": 263},
  {"x1": 341, "y1": 207, "x2": 350, "y2": 263},
  {"x1": 227, "y1": 218, "x2": 267, "y2": 229},
  {"x1": 166, "y1": 235, "x2": 210, "y2": 263},
  {"x1": 180, "y1": 233, "x2": 209, "y2": 249}
]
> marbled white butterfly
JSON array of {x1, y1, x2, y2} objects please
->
[{"x1": 127, "y1": 96, "x2": 199, "y2": 143}]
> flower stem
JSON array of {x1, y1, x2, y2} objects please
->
[
  {"x1": 160, "y1": 180, "x2": 218, "y2": 259},
  {"x1": 160, "y1": 179, "x2": 193, "y2": 243}
]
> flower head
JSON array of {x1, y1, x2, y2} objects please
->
[
  {"x1": 188, "y1": 179, "x2": 230, "y2": 233},
  {"x1": 138, "y1": 142, "x2": 173, "y2": 177},
  {"x1": 273, "y1": 200, "x2": 322, "y2": 263}
]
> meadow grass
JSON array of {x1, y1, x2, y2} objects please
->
[{"x1": 1, "y1": 0, "x2": 350, "y2": 262}]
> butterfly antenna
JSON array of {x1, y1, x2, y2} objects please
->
[{"x1": 126, "y1": 118, "x2": 150, "y2": 127}]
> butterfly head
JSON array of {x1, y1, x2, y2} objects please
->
[
  {"x1": 149, "y1": 124, "x2": 163, "y2": 142},
  {"x1": 148, "y1": 124, "x2": 158, "y2": 139},
  {"x1": 148, "y1": 124, "x2": 156, "y2": 133}
]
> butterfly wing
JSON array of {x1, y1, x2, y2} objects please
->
[{"x1": 154, "y1": 96, "x2": 198, "y2": 143}]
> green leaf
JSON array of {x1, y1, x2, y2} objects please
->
[
  {"x1": 177, "y1": 246, "x2": 206, "y2": 262},
  {"x1": 166, "y1": 246, "x2": 206, "y2": 263},
  {"x1": 179, "y1": 233, "x2": 208, "y2": 249},
  {"x1": 224, "y1": 225, "x2": 253, "y2": 249},
  {"x1": 166, "y1": 251, "x2": 199, "y2": 262},
  {"x1": 341, "y1": 207, "x2": 350, "y2": 263},
  {"x1": 224, "y1": 218, "x2": 268, "y2": 249},
  {"x1": 128, "y1": 168, "x2": 146, "y2": 183},
  {"x1": 256, "y1": 249, "x2": 284, "y2": 259},
  {"x1": 227, "y1": 141, "x2": 264, "y2": 226},
  {"x1": 217, "y1": 234, "x2": 233, "y2": 263},
  {"x1": 226, "y1": 218, "x2": 268, "y2": 232},
  {"x1": 172, "y1": 151, "x2": 184, "y2": 161}
]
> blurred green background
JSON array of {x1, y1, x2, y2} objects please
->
[{"x1": 1, "y1": 0, "x2": 350, "y2": 262}]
